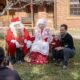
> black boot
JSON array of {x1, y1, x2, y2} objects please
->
[
  {"x1": 10, "y1": 56, "x2": 16, "y2": 64},
  {"x1": 16, "y1": 48, "x2": 24, "y2": 63}
]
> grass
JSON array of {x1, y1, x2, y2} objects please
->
[
  {"x1": 14, "y1": 39, "x2": 80, "y2": 80},
  {"x1": 0, "y1": 39, "x2": 80, "y2": 80}
]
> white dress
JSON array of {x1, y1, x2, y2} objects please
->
[{"x1": 30, "y1": 28, "x2": 52, "y2": 64}]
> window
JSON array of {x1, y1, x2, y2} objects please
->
[
  {"x1": 0, "y1": 4, "x2": 5, "y2": 12},
  {"x1": 46, "y1": 4, "x2": 54, "y2": 18},
  {"x1": 70, "y1": 0, "x2": 80, "y2": 16},
  {"x1": 46, "y1": 5, "x2": 54, "y2": 13}
]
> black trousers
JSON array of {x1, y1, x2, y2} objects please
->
[
  {"x1": 16, "y1": 48, "x2": 24, "y2": 62},
  {"x1": 10, "y1": 56, "x2": 16, "y2": 64},
  {"x1": 52, "y1": 49, "x2": 64, "y2": 61}
]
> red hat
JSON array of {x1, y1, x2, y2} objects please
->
[{"x1": 10, "y1": 17, "x2": 24, "y2": 31}]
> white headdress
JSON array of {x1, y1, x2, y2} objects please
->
[{"x1": 36, "y1": 18, "x2": 47, "y2": 28}]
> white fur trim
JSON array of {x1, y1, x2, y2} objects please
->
[
  {"x1": 24, "y1": 39, "x2": 27, "y2": 43},
  {"x1": 26, "y1": 41, "x2": 32, "y2": 48},
  {"x1": 11, "y1": 40, "x2": 20, "y2": 48},
  {"x1": 30, "y1": 40, "x2": 49, "y2": 56},
  {"x1": 11, "y1": 40, "x2": 16, "y2": 43},
  {"x1": 40, "y1": 42, "x2": 49, "y2": 55},
  {"x1": 24, "y1": 39, "x2": 32, "y2": 48},
  {"x1": 15, "y1": 41, "x2": 20, "y2": 48}
]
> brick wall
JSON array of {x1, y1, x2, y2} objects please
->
[
  {"x1": 56, "y1": 0, "x2": 80, "y2": 28},
  {"x1": 56, "y1": 0, "x2": 80, "y2": 39}
]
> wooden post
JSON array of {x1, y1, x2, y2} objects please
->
[
  {"x1": 18, "y1": 0, "x2": 22, "y2": 11},
  {"x1": 54, "y1": 0, "x2": 57, "y2": 29},
  {"x1": 6, "y1": 0, "x2": 9, "y2": 15},
  {"x1": 6, "y1": 0, "x2": 10, "y2": 26},
  {"x1": 31, "y1": 0, "x2": 34, "y2": 28}
]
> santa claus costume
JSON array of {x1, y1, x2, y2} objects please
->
[
  {"x1": 6, "y1": 17, "x2": 32, "y2": 64},
  {"x1": 26, "y1": 18, "x2": 52, "y2": 64}
]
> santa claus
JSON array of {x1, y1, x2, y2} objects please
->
[
  {"x1": 6, "y1": 17, "x2": 32, "y2": 64},
  {"x1": 25, "y1": 18, "x2": 52, "y2": 64}
]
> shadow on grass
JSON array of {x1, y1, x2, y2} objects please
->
[
  {"x1": 14, "y1": 39, "x2": 80, "y2": 80},
  {"x1": 14, "y1": 61, "x2": 80, "y2": 80},
  {"x1": 0, "y1": 39, "x2": 80, "y2": 80}
]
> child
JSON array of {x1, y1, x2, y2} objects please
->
[
  {"x1": 51, "y1": 34, "x2": 62, "y2": 48},
  {"x1": 51, "y1": 34, "x2": 63, "y2": 64}
]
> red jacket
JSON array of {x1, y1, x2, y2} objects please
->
[
  {"x1": 6, "y1": 28, "x2": 32, "y2": 56},
  {"x1": 51, "y1": 39, "x2": 62, "y2": 48},
  {"x1": 6, "y1": 28, "x2": 31, "y2": 44}
]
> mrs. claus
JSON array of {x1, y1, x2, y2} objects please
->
[{"x1": 25, "y1": 18, "x2": 52, "y2": 64}]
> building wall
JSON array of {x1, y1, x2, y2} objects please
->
[
  {"x1": 37, "y1": 5, "x2": 54, "y2": 28},
  {"x1": 0, "y1": 1, "x2": 80, "y2": 38},
  {"x1": 38, "y1": 10, "x2": 54, "y2": 28},
  {"x1": 56, "y1": 0, "x2": 80, "y2": 28},
  {"x1": 56, "y1": 0, "x2": 80, "y2": 38}
]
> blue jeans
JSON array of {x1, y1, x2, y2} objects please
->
[{"x1": 63, "y1": 48, "x2": 75, "y2": 66}]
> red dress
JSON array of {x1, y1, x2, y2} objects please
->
[
  {"x1": 30, "y1": 52, "x2": 48, "y2": 64},
  {"x1": 6, "y1": 28, "x2": 32, "y2": 57}
]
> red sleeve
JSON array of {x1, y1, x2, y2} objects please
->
[
  {"x1": 6, "y1": 29, "x2": 14, "y2": 44},
  {"x1": 24, "y1": 28, "x2": 32, "y2": 40},
  {"x1": 31, "y1": 36, "x2": 35, "y2": 41},
  {"x1": 44, "y1": 38, "x2": 48, "y2": 42}
]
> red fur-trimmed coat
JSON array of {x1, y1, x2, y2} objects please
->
[{"x1": 6, "y1": 28, "x2": 32, "y2": 56}]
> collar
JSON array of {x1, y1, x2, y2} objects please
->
[{"x1": 61, "y1": 32, "x2": 67, "y2": 38}]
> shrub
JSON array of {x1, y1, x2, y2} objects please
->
[{"x1": 0, "y1": 33, "x2": 4, "y2": 39}]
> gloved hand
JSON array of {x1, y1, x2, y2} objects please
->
[
  {"x1": 11, "y1": 40, "x2": 16, "y2": 44},
  {"x1": 11, "y1": 40, "x2": 20, "y2": 48},
  {"x1": 24, "y1": 39, "x2": 32, "y2": 48}
]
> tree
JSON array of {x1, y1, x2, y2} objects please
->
[
  {"x1": 0, "y1": 0, "x2": 33, "y2": 16},
  {"x1": 0, "y1": 0, "x2": 54, "y2": 16}
]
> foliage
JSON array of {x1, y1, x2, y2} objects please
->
[{"x1": 0, "y1": 33, "x2": 4, "y2": 39}]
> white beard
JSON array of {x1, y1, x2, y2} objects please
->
[
  {"x1": 10, "y1": 22, "x2": 24, "y2": 37},
  {"x1": 13, "y1": 29, "x2": 24, "y2": 37}
]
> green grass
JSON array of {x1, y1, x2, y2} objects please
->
[
  {"x1": 0, "y1": 39, "x2": 80, "y2": 80},
  {"x1": 13, "y1": 39, "x2": 80, "y2": 80}
]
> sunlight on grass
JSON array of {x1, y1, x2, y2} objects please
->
[
  {"x1": 39, "y1": 75, "x2": 53, "y2": 80},
  {"x1": 31, "y1": 66, "x2": 41, "y2": 74},
  {"x1": 14, "y1": 39, "x2": 80, "y2": 80},
  {"x1": 74, "y1": 62, "x2": 80, "y2": 66},
  {"x1": 0, "y1": 39, "x2": 80, "y2": 80},
  {"x1": 71, "y1": 72, "x2": 79, "y2": 80}
]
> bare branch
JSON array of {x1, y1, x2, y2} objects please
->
[
  {"x1": 0, "y1": 0, "x2": 20, "y2": 16},
  {"x1": 0, "y1": 0, "x2": 52, "y2": 15},
  {"x1": 9, "y1": 3, "x2": 36, "y2": 10}
]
